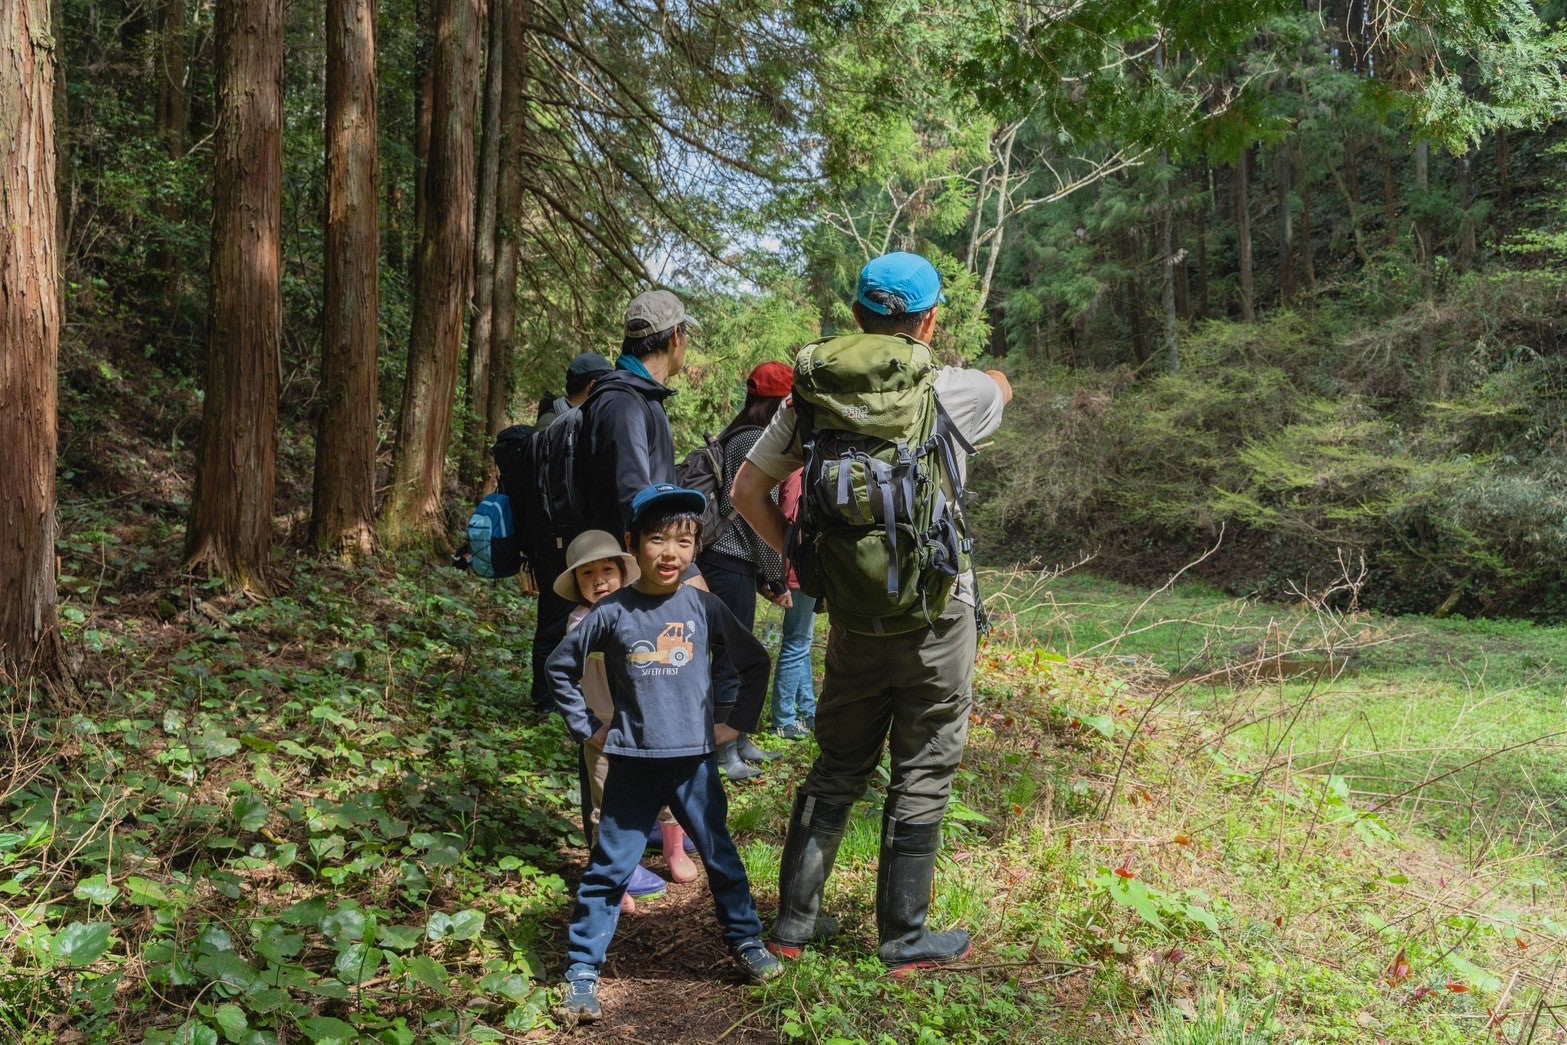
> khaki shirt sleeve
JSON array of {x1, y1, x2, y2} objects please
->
[
  {"x1": 745, "y1": 402, "x2": 805, "y2": 481},
  {"x1": 935, "y1": 367, "x2": 1006, "y2": 444}
]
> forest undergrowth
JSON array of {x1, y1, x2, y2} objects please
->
[{"x1": 3, "y1": 512, "x2": 1565, "y2": 1043}]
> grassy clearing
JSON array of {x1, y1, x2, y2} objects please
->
[{"x1": 3, "y1": 540, "x2": 1565, "y2": 1042}]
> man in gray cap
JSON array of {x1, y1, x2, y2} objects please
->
[{"x1": 579, "y1": 290, "x2": 693, "y2": 536}]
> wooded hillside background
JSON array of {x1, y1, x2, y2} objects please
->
[{"x1": 5, "y1": 0, "x2": 1567, "y2": 677}]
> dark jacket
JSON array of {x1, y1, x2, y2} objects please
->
[
  {"x1": 582, "y1": 370, "x2": 677, "y2": 535},
  {"x1": 546, "y1": 584, "x2": 769, "y2": 756}
]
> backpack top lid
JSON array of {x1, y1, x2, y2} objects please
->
[{"x1": 792, "y1": 333, "x2": 938, "y2": 442}]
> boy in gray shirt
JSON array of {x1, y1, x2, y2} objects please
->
[{"x1": 547, "y1": 484, "x2": 782, "y2": 1021}]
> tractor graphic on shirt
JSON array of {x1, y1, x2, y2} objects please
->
[{"x1": 626, "y1": 621, "x2": 695, "y2": 667}]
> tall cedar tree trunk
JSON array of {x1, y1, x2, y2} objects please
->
[
  {"x1": 153, "y1": 0, "x2": 186, "y2": 310},
  {"x1": 1124, "y1": 230, "x2": 1150, "y2": 367},
  {"x1": 1276, "y1": 142, "x2": 1294, "y2": 305},
  {"x1": 185, "y1": 0, "x2": 282, "y2": 592},
  {"x1": 1496, "y1": 130, "x2": 1511, "y2": 208},
  {"x1": 1195, "y1": 158, "x2": 1210, "y2": 318},
  {"x1": 1300, "y1": 174, "x2": 1316, "y2": 291},
  {"x1": 410, "y1": 0, "x2": 433, "y2": 288},
  {"x1": 463, "y1": 0, "x2": 503, "y2": 488},
  {"x1": 1160, "y1": 150, "x2": 1178, "y2": 372},
  {"x1": 51, "y1": 0, "x2": 69, "y2": 274},
  {"x1": 1379, "y1": 137, "x2": 1398, "y2": 243},
  {"x1": 312, "y1": 0, "x2": 379, "y2": 557},
  {"x1": 1234, "y1": 149, "x2": 1255, "y2": 321},
  {"x1": 382, "y1": 0, "x2": 480, "y2": 549},
  {"x1": 1414, "y1": 137, "x2": 1432, "y2": 299},
  {"x1": 487, "y1": 0, "x2": 530, "y2": 444},
  {"x1": 1, "y1": 0, "x2": 62, "y2": 676}
]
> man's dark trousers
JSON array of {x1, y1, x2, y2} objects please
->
[{"x1": 530, "y1": 548, "x2": 575, "y2": 713}]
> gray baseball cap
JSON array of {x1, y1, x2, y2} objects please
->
[{"x1": 623, "y1": 289, "x2": 697, "y2": 338}]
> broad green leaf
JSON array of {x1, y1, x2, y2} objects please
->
[
  {"x1": 253, "y1": 925, "x2": 304, "y2": 965},
  {"x1": 404, "y1": 955, "x2": 451, "y2": 996},
  {"x1": 232, "y1": 794, "x2": 270, "y2": 832},
  {"x1": 410, "y1": 832, "x2": 463, "y2": 868},
  {"x1": 1076, "y1": 714, "x2": 1115, "y2": 738},
  {"x1": 479, "y1": 971, "x2": 529, "y2": 1001},
  {"x1": 280, "y1": 896, "x2": 328, "y2": 927},
  {"x1": 213, "y1": 1003, "x2": 248, "y2": 1041},
  {"x1": 1106, "y1": 876, "x2": 1166, "y2": 932},
  {"x1": 320, "y1": 905, "x2": 369, "y2": 943},
  {"x1": 333, "y1": 943, "x2": 385, "y2": 984},
  {"x1": 427, "y1": 909, "x2": 484, "y2": 942},
  {"x1": 195, "y1": 951, "x2": 259, "y2": 993},
  {"x1": 201, "y1": 732, "x2": 242, "y2": 759},
  {"x1": 1444, "y1": 954, "x2": 1503, "y2": 993},
  {"x1": 171, "y1": 1021, "x2": 220, "y2": 1045},
  {"x1": 74, "y1": 874, "x2": 120, "y2": 905},
  {"x1": 52, "y1": 921, "x2": 114, "y2": 966},
  {"x1": 296, "y1": 1017, "x2": 358, "y2": 1044},
  {"x1": 375, "y1": 923, "x2": 423, "y2": 951},
  {"x1": 124, "y1": 875, "x2": 171, "y2": 906}
]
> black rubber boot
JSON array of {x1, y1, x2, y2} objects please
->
[
  {"x1": 876, "y1": 816, "x2": 972, "y2": 977},
  {"x1": 767, "y1": 791, "x2": 852, "y2": 958},
  {"x1": 717, "y1": 741, "x2": 762, "y2": 782}
]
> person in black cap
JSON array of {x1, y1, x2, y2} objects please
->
[
  {"x1": 527, "y1": 351, "x2": 617, "y2": 714},
  {"x1": 537, "y1": 352, "x2": 613, "y2": 428}
]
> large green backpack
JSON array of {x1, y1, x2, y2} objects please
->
[{"x1": 788, "y1": 332, "x2": 976, "y2": 635}]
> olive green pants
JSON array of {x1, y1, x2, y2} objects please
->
[{"x1": 803, "y1": 601, "x2": 977, "y2": 823}]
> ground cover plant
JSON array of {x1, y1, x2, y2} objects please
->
[{"x1": 5, "y1": 530, "x2": 1566, "y2": 1042}]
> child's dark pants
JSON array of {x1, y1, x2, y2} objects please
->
[{"x1": 565, "y1": 752, "x2": 763, "y2": 979}]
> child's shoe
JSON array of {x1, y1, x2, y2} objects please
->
[
  {"x1": 775, "y1": 722, "x2": 810, "y2": 741},
  {"x1": 559, "y1": 976, "x2": 602, "y2": 1021},
  {"x1": 627, "y1": 864, "x2": 667, "y2": 901},
  {"x1": 661, "y1": 823, "x2": 699, "y2": 883},
  {"x1": 731, "y1": 937, "x2": 784, "y2": 981}
]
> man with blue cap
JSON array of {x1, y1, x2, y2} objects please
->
[{"x1": 730, "y1": 250, "x2": 1013, "y2": 976}]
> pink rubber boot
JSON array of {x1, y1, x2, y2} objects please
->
[{"x1": 662, "y1": 823, "x2": 699, "y2": 883}]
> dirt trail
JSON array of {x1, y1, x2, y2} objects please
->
[{"x1": 540, "y1": 864, "x2": 782, "y2": 1043}]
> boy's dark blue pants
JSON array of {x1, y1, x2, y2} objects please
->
[{"x1": 566, "y1": 752, "x2": 762, "y2": 978}]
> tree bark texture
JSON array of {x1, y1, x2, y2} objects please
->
[
  {"x1": 487, "y1": 0, "x2": 530, "y2": 442},
  {"x1": 1276, "y1": 141, "x2": 1294, "y2": 305},
  {"x1": 184, "y1": 0, "x2": 282, "y2": 592},
  {"x1": 1414, "y1": 137, "x2": 1431, "y2": 299},
  {"x1": 1234, "y1": 149, "x2": 1254, "y2": 322},
  {"x1": 1160, "y1": 150, "x2": 1178, "y2": 372},
  {"x1": 152, "y1": 0, "x2": 187, "y2": 309},
  {"x1": 1, "y1": 0, "x2": 62, "y2": 675},
  {"x1": 382, "y1": 0, "x2": 480, "y2": 549},
  {"x1": 50, "y1": 0, "x2": 69, "y2": 273},
  {"x1": 312, "y1": 0, "x2": 380, "y2": 558},
  {"x1": 463, "y1": 0, "x2": 503, "y2": 486}
]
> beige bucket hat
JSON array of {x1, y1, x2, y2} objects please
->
[{"x1": 553, "y1": 530, "x2": 641, "y2": 603}]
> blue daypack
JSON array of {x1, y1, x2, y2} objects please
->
[{"x1": 467, "y1": 493, "x2": 522, "y2": 579}]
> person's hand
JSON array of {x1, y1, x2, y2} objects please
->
[
  {"x1": 588, "y1": 724, "x2": 610, "y2": 750},
  {"x1": 765, "y1": 589, "x2": 794, "y2": 609},
  {"x1": 713, "y1": 723, "x2": 740, "y2": 747}
]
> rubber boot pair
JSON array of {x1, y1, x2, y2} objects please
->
[
  {"x1": 717, "y1": 740, "x2": 763, "y2": 782},
  {"x1": 876, "y1": 816, "x2": 972, "y2": 976},
  {"x1": 766, "y1": 791, "x2": 851, "y2": 959}
]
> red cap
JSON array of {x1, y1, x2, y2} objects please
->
[{"x1": 747, "y1": 361, "x2": 794, "y2": 398}]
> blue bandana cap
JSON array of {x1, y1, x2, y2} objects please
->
[
  {"x1": 856, "y1": 252, "x2": 946, "y2": 316},
  {"x1": 628, "y1": 483, "x2": 706, "y2": 532}
]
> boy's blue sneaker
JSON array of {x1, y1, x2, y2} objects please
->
[
  {"x1": 732, "y1": 937, "x2": 784, "y2": 981},
  {"x1": 627, "y1": 864, "x2": 667, "y2": 900},
  {"x1": 559, "y1": 977, "x2": 601, "y2": 1021},
  {"x1": 776, "y1": 722, "x2": 810, "y2": 741}
]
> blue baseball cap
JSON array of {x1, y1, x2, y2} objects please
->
[
  {"x1": 856, "y1": 252, "x2": 947, "y2": 316},
  {"x1": 628, "y1": 483, "x2": 707, "y2": 531}
]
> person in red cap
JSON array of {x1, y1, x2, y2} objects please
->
[{"x1": 696, "y1": 361, "x2": 796, "y2": 781}]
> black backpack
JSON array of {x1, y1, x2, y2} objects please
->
[
  {"x1": 675, "y1": 427, "x2": 757, "y2": 548},
  {"x1": 526, "y1": 388, "x2": 608, "y2": 560}
]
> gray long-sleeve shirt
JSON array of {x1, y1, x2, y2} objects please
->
[{"x1": 545, "y1": 583, "x2": 769, "y2": 757}]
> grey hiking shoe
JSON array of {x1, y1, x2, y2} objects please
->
[
  {"x1": 732, "y1": 937, "x2": 784, "y2": 981},
  {"x1": 558, "y1": 977, "x2": 602, "y2": 1021}
]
